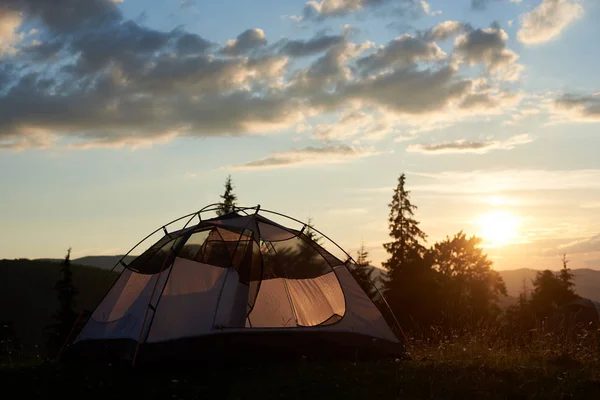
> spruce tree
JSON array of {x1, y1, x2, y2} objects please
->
[
  {"x1": 382, "y1": 173, "x2": 427, "y2": 278},
  {"x1": 45, "y1": 248, "x2": 78, "y2": 356},
  {"x1": 381, "y1": 173, "x2": 433, "y2": 328},
  {"x1": 217, "y1": 175, "x2": 238, "y2": 216},
  {"x1": 353, "y1": 242, "x2": 376, "y2": 297},
  {"x1": 558, "y1": 253, "x2": 575, "y2": 293}
]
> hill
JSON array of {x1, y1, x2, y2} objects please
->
[
  {"x1": 0, "y1": 259, "x2": 118, "y2": 356},
  {"x1": 71, "y1": 255, "x2": 136, "y2": 270},
  {"x1": 35, "y1": 255, "x2": 136, "y2": 270}
]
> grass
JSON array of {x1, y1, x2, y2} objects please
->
[{"x1": 2, "y1": 329, "x2": 599, "y2": 399}]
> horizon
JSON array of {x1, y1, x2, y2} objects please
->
[{"x1": 1, "y1": 0, "x2": 599, "y2": 271}]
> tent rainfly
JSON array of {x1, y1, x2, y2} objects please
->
[{"x1": 63, "y1": 205, "x2": 405, "y2": 365}]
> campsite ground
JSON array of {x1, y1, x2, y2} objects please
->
[{"x1": 3, "y1": 339, "x2": 599, "y2": 399}]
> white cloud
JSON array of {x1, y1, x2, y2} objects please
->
[
  {"x1": 231, "y1": 144, "x2": 380, "y2": 169},
  {"x1": 517, "y1": 0, "x2": 584, "y2": 45},
  {"x1": 221, "y1": 28, "x2": 267, "y2": 55},
  {"x1": 421, "y1": 0, "x2": 442, "y2": 16},
  {"x1": 429, "y1": 21, "x2": 466, "y2": 41},
  {"x1": 406, "y1": 134, "x2": 533, "y2": 154}
]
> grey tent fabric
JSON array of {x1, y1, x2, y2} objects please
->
[{"x1": 72, "y1": 206, "x2": 401, "y2": 360}]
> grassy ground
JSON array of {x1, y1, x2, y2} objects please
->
[{"x1": 2, "y1": 333, "x2": 599, "y2": 400}]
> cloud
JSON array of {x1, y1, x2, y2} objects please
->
[
  {"x1": 551, "y1": 92, "x2": 600, "y2": 123},
  {"x1": 411, "y1": 169, "x2": 600, "y2": 194},
  {"x1": 231, "y1": 144, "x2": 380, "y2": 169},
  {"x1": 279, "y1": 34, "x2": 345, "y2": 57},
  {"x1": 517, "y1": 0, "x2": 583, "y2": 44},
  {"x1": 558, "y1": 234, "x2": 600, "y2": 254},
  {"x1": 311, "y1": 109, "x2": 395, "y2": 141},
  {"x1": 0, "y1": 1, "x2": 537, "y2": 151},
  {"x1": 454, "y1": 26, "x2": 523, "y2": 81},
  {"x1": 356, "y1": 34, "x2": 446, "y2": 74},
  {"x1": 406, "y1": 134, "x2": 533, "y2": 154},
  {"x1": 426, "y1": 21, "x2": 467, "y2": 41},
  {"x1": 3, "y1": 0, "x2": 121, "y2": 34},
  {"x1": 0, "y1": 129, "x2": 56, "y2": 150},
  {"x1": 0, "y1": 7, "x2": 23, "y2": 57},
  {"x1": 221, "y1": 28, "x2": 267, "y2": 56},
  {"x1": 298, "y1": 0, "x2": 427, "y2": 21}
]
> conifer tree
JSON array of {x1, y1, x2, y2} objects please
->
[
  {"x1": 382, "y1": 173, "x2": 427, "y2": 281},
  {"x1": 558, "y1": 253, "x2": 575, "y2": 293},
  {"x1": 353, "y1": 242, "x2": 376, "y2": 297},
  {"x1": 217, "y1": 175, "x2": 238, "y2": 216},
  {"x1": 45, "y1": 248, "x2": 78, "y2": 356},
  {"x1": 381, "y1": 173, "x2": 434, "y2": 328}
]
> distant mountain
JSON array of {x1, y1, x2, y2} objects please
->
[
  {"x1": 35, "y1": 255, "x2": 137, "y2": 270},
  {"x1": 71, "y1": 255, "x2": 137, "y2": 270}
]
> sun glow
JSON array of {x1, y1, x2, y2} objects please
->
[{"x1": 477, "y1": 210, "x2": 521, "y2": 247}]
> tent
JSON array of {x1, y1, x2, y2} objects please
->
[{"x1": 64, "y1": 205, "x2": 404, "y2": 365}]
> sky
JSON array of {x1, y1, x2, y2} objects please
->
[{"x1": 1, "y1": 0, "x2": 599, "y2": 271}]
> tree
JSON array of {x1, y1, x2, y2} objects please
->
[
  {"x1": 529, "y1": 261, "x2": 578, "y2": 320},
  {"x1": 217, "y1": 175, "x2": 237, "y2": 216},
  {"x1": 381, "y1": 173, "x2": 435, "y2": 329},
  {"x1": 382, "y1": 173, "x2": 427, "y2": 274},
  {"x1": 430, "y1": 231, "x2": 507, "y2": 327},
  {"x1": 45, "y1": 248, "x2": 78, "y2": 356},
  {"x1": 352, "y1": 243, "x2": 376, "y2": 298},
  {"x1": 558, "y1": 253, "x2": 575, "y2": 295}
]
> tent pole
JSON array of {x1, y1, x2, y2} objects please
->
[
  {"x1": 141, "y1": 214, "x2": 201, "y2": 344},
  {"x1": 131, "y1": 211, "x2": 201, "y2": 366}
]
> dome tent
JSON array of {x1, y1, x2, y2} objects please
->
[{"x1": 63, "y1": 204, "x2": 405, "y2": 365}]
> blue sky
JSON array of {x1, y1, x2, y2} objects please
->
[{"x1": 1, "y1": 0, "x2": 599, "y2": 270}]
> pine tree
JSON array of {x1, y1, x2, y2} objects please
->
[
  {"x1": 45, "y1": 248, "x2": 78, "y2": 356},
  {"x1": 381, "y1": 173, "x2": 434, "y2": 328},
  {"x1": 353, "y1": 242, "x2": 376, "y2": 298},
  {"x1": 217, "y1": 175, "x2": 237, "y2": 216},
  {"x1": 382, "y1": 173, "x2": 427, "y2": 279},
  {"x1": 558, "y1": 253, "x2": 575, "y2": 293}
]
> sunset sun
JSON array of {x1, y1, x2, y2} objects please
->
[{"x1": 477, "y1": 210, "x2": 521, "y2": 247}]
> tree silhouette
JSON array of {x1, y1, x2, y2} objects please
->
[
  {"x1": 45, "y1": 248, "x2": 78, "y2": 356},
  {"x1": 217, "y1": 175, "x2": 237, "y2": 216},
  {"x1": 430, "y1": 231, "x2": 506, "y2": 327},
  {"x1": 558, "y1": 253, "x2": 575, "y2": 295},
  {"x1": 381, "y1": 173, "x2": 435, "y2": 328},
  {"x1": 506, "y1": 256, "x2": 579, "y2": 335},
  {"x1": 382, "y1": 173, "x2": 427, "y2": 273},
  {"x1": 529, "y1": 262, "x2": 578, "y2": 320},
  {"x1": 351, "y1": 243, "x2": 376, "y2": 298}
]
